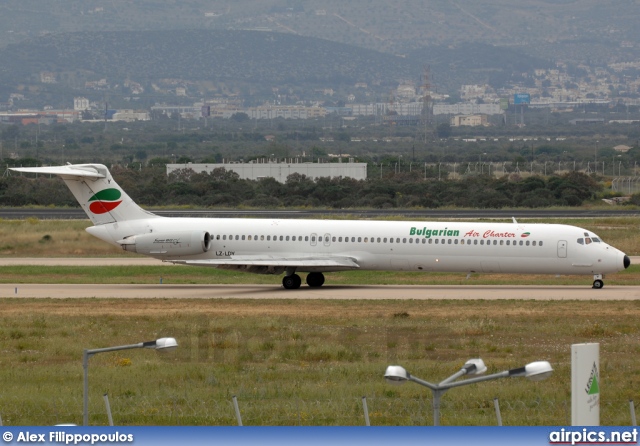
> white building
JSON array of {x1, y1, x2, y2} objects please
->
[
  {"x1": 433, "y1": 103, "x2": 502, "y2": 116},
  {"x1": 167, "y1": 160, "x2": 367, "y2": 183},
  {"x1": 112, "y1": 110, "x2": 150, "y2": 122},
  {"x1": 74, "y1": 97, "x2": 90, "y2": 111}
]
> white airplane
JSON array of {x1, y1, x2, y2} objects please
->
[{"x1": 12, "y1": 163, "x2": 630, "y2": 289}]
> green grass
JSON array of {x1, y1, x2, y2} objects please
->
[
  {"x1": 1, "y1": 299, "x2": 640, "y2": 426},
  {"x1": 0, "y1": 264, "x2": 638, "y2": 285}
]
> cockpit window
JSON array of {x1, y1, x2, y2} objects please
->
[
  {"x1": 585, "y1": 238, "x2": 592, "y2": 245},
  {"x1": 577, "y1": 238, "x2": 584, "y2": 245},
  {"x1": 592, "y1": 237, "x2": 601, "y2": 243}
]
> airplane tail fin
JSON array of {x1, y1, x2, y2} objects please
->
[{"x1": 10, "y1": 164, "x2": 159, "y2": 225}]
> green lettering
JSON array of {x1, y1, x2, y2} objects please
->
[{"x1": 410, "y1": 227, "x2": 416, "y2": 235}]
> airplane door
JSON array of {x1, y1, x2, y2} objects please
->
[
  {"x1": 557, "y1": 240, "x2": 567, "y2": 258},
  {"x1": 323, "y1": 233, "x2": 331, "y2": 247},
  {"x1": 310, "y1": 233, "x2": 317, "y2": 246}
]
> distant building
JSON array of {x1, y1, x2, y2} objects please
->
[
  {"x1": 167, "y1": 160, "x2": 367, "y2": 183},
  {"x1": 450, "y1": 114, "x2": 488, "y2": 127},
  {"x1": 112, "y1": 110, "x2": 150, "y2": 122},
  {"x1": 40, "y1": 72, "x2": 57, "y2": 84},
  {"x1": 433, "y1": 103, "x2": 502, "y2": 116},
  {"x1": 74, "y1": 97, "x2": 90, "y2": 111}
]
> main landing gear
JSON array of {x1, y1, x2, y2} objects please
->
[
  {"x1": 282, "y1": 272, "x2": 325, "y2": 289},
  {"x1": 592, "y1": 274, "x2": 604, "y2": 289}
]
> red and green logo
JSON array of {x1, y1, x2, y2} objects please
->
[
  {"x1": 521, "y1": 232, "x2": 531, "y2": 238},
  {"x1": 88, "y1": 188, "x2": 122, "y2": 214}
]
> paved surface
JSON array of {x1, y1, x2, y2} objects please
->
[
  {"x1": 2, "y1": 208, "x2": 640, "y2": 219},
  {"x1": 1, "y1": 257, "x2": 637, "y2": 300},
  {"x1": 2, "y1": 283, "x2": 639, "y2": 300}
]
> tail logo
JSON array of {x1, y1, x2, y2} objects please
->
[{"x1": 88, "y1": 188, "x2": 122, "y2": 214}]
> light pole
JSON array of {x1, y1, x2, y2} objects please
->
[
  {"x1": 83, "y1": 337, "x2": 178, "y2": 426},
  {"x1": 384, "y1": 359, "x2": 553, "y2": 426}
]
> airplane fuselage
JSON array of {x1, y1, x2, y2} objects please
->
[{"x1": 87, "y1": 217, "x2": 627, "y2": 277}]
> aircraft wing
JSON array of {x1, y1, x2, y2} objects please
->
[{"x1": 167, "y1": 255, "x2": 360, "y2": 271}]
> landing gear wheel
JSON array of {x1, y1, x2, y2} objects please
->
[
  {"x1": 306, "y1": 272, "x2": 325, "y2": 288},
  {"x1": 283, "y1": 274, "x2": 302, "y2": 289},
  {"x1": 592, "y1": 279, "x2": 604, "y2": 289}
]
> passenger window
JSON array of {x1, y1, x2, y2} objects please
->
[
  {"x1": 260, "y1": 235, "x2": 264, "y2": 241},
  {"x1": 235, "y1": 235, "x2": 239, "y2": 240},
  {"x1": 332, "y1": 236, "x2": 336, "y2": 242},
  {"x1": 311, "y1": 236, "x2": 316, "y2": 242},
  {"x1": 435, "y1": 239, "x2": 439, "y2": 244},
  {"x1": 526, "y1": 241, "x2": 530, "y2": 246},
  {"x1": 422, "y1": 239, "x2": 426, "y2": 244},
  {"x1": 428, "y1": 239, "x2": 433, "y2": 244},
  {"x1": 460, "y1": 239, "x2": 464, "y2": 245},
  {"x1": 480, "y1": 240, "x2": 484, "y2": 245},
  {"x1": 278, "y1": 236, "x2": 282, "y2": 241},
  {"x1": 223, "y1": 235, "x2": 227, "y2": 240},
  {"x1": 339, "y1": 237, "x2": 343, "y2": 242},
  {"x1": 499, "y1": 240, "x2": 503, "y2": 245},
  {"x1": 396, "y1": 238, "x2": 400, "y2": 243},
  {"x1": 532, "y1": 241, "x2": 537, "y2": 246},
  {"x1": 448, "y1": 239, "x2": 452, "y2": 244},
  {"x1": 285, "y1": 236, "x2": 289, "y2": 241},
  {"x1": 248, "y1": 235, "x2": 252, "y2": 240},
  {"x1": 383, "y1": 238, "x2": 387, "y2": 243},
  {"x1": 519, "y1": 241, "x2": 523, "y2": 246},
  {"x1": 474, "y1": 240, "x2": 478, "y2": 245},
  {"x1": 352, "y1": 237, "x2": 356, "y2": 242},
  {"x1": 389, "y1": 238, "x2": 393, "y2": 243},
  {"x1": 506, "y1": 240, "x2": 509, "y2": 245},
  {"x1": 540, "y1": 241, "x2": 543, "y2": 246},
  {"x1": 454, "y1": 239, "x2": 458, "y2": 245},
  {"x1": 377, "y1": 237, "x2": 381, "y2": 243},
  {"x1": 409, "y1": 238, "x2": 413, "y2": 244},
  {"x1": 305, "y1": 236, "x2": 309, "y2": 242},
  {"x1": 242, "y1": 235, "x2": 246, "y2": 240}
]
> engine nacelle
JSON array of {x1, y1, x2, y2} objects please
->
[{"x1": 118, "y1": 231, "x2": 211, "y2": 257}]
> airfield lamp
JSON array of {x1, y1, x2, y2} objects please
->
[
  {"x1": 384, "y1": 359, "x2": 552, "y2": 425},
  {"x1": 83, "y1": 337, "x2": 178, "y2": 426}
]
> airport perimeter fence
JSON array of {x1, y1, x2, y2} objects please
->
[{"x1": 0, "y1": 396, "x2": 637, "y2": 426}]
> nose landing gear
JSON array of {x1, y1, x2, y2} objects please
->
[{"x1": 592, "y1": 274, "x2": 604, "y2": 289}]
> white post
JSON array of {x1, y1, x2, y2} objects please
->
[
  {"x1": 362, "y1": 396, "x2": 370, "y2": 426},
  {"x1": 232, "y1": 395, "x2": 243, "y2": 426},
  {"x1": 572, "y1": 343, "x2": 600, "y2": 425},
  {"x1": 493, "y1": 397, "x2": 503, "y2": 426},
  {"x1": 631, "y1": 400, "x2": 637, "y2": 426},
  {"x1": 103, "y1": 393, "x2": 114, "y2": 426}
]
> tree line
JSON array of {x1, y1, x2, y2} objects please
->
[{"x1": 1, "y1": 165, "x2": 604, "y2": 209}]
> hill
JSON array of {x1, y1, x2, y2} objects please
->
[{"x1": 0, "y1": 30, "x2": 552, "y2": 98}]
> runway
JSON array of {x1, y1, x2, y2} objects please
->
[
  {"x1": 1, "y1": 283, "x2": 639, "y2": 300},
  {"x1": 1, "y1": 257, "x2": 638, "y2": 300}
]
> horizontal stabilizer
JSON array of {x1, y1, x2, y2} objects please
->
[{"x1": 11, "y1": 164, "x2": 106, "y2": 179}]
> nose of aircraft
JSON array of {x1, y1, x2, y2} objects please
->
[{"x1": 624, "y1": 254, "x2": 631, "y2": 269}]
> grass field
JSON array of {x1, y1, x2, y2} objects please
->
[
  {"x1": 1, "y1": 298, "x2": 640, "y2": 426},
  {"x1": 0, "y1": 217, "x2": 639, "y2": 426}
]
